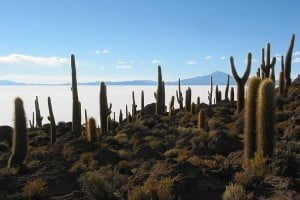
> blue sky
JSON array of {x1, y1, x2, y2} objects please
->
[{"x1": 0, "y1": 0, "x2": 299, "y2": 83}]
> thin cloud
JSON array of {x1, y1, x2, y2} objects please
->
[
  {"x1": 220, "y1": 56, "x2": 226, "y2": 60},
  {"x1": 204, "y1": 56, "x2": 212, "y2": 59},
  {"x1": 0, "y1": 53, "x2": 68, "y2": 67},
  {"x1": 101, "y1": 49, "x2": 110, "y2": 54},
  {"x1": 293, "y1": 57, "x2": 300, "y2": 63},
  {"x1": 99, "y1": 66, "x2": 105, "y2": 70},
  {"x1": 116, "y1": 61, "x2": 126, "y2": 64},
  {"x1": 186, "y1": 60, "x2": 197, "y2": 65},
  {"x1": 115, "y1": 65, "x2": 131, "y2": 69},
  {"x1": 152, "y1": 59, "x2": 161, "y2": 64},
  {"x1": 293, "y1": 51, "x2": 300, "y2": 56},
  {"x1": 90, "y1": 49, "x2": 110, "y2": 54}
]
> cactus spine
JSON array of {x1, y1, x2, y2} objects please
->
[
  {"x1": 257, "y1": 79, "x2": 275, "y2": 157},
  {"x1": 8, "y1": 98, "x2": 28, "y2": 168},
  {"x1": 225, "y1": 74, "x2": 230, "y2": 101},
  {"x1": 141, "y1": 90, "x2": 144, "y2": 116},
  {"x1": 169, "y1": 96, "x2": 175, "y2": 117},
  {"x1": 71, "y1": 55, "x2": 81, "y2": 135},
  {"x1": 35, "y1": 96, "x2": 43, "y2": 128},
  {"x1": 208, "y1": 76, "x2": 213, "y2": 105},
  {"x1": 47, "y1": 97, "x2": 56, "y2": 144},
  {"x1": 230, "y1": 53, "x2": 252, "y2": 112},
  {"x1": 284, "y1": 34, "x2": 295, "y2": 93},
  {"x1": 155, "y1": 65, "x2": 165, "y2": 115},
  {"x1": 176, "y1": 79, "x2": 184, "y2": 110},
  {"x1": 87, "y1": 117, "x2": 97, "y2": 142},
  {"x1": 185, "y1": 87, "x2": 192, "y2": 112},
  {"x1": 198, "y1": 110, "x2": 205, "y2": 130},
  {"x1": 99, "y1": 82, "x2": 112, "y2": 134},
  {"x1": 244, "y1": 77, "x2": 261, "y2": 161}
]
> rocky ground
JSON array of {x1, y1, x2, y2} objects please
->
[{"x1": 0, "y1": 77, "x2": 299, "y2": 200}]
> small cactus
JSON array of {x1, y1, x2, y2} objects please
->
[
  {"x1": 87, "y1": 117, "x2": 97, "y2": 142},
  {"x1": 141, "y1": 90, "x2": 144, "y2": 116},
  {"x1": 279, "y1": 56, "x2": 285, "y2": 95},
  {"x1": 215, "y1": 85, "x2": 219, "y2": 104},
  {"x1": 257, "y1": 79, "x2": 275, "y2": 157},
  {"x1": 8, "y1": 98, "x2": 28, "y2": 168},
  {"x1": 198, "y1": 110, "x2": 206, "y2": 130},
  {"x1": 244, "y1": 77, "x2": 261, "y2": 161},
  {"x1": 256, "y1": 68, "x2": 261, "y2": 78},
  {"x1": 230, "y1": 87, "x2": 235, "y2": 102},
  {"x1": 230, "y1": 53, "x2": 252, "y2": 112},
  {"x1": 119, "y1": 109, "x2": 123, "y2": 124}
]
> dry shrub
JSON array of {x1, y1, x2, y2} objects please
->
[
  {"x1": 128, "y1": 177, "x2": 174, "y2": 200},
  {"x1": 222, "y1": 183, "x2": 246, "y2": 200},
  {"x1": 187, "y1": 156, "x2": 218, "y2": 168},
  {"x1": 176, "y1": 149, "x2": 190, "y2": 161},
  {"x1": 69, "y1": 152, "x2": 98, "y2": 173},
  {"x1": 23, "y1": 179, "x2": 46, "y2": 199}
]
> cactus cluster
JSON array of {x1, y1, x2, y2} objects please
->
[
  {"x1": 244, "y1": 78, "x2": 275, "y2": 161},
  {"x1": 230, "y1": 53, "x2": 252, "y2": 113},
  {"x1": 8, "y1": 98, "x2": 28, "y2": 168}
]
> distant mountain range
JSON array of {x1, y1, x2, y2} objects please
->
[{"x1": 0, "y1": 71, "x2": 236, "y2": 86}]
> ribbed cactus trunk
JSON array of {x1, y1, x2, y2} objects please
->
[
  {"x1": 8, "y1": 98, "x2": 27, "y2": 168},
  {"x1": 284, "y1": 34, "x2": 295, "y2": 93},
  {"x1": 100, "y1": 82, "x2": 111, "y2": 134},
  {"x1": 156, "y1": 65, "x2": 165, "y2": 115},
  {"x1": 244, "y1": 77, "x2": 261, "y2": 161},
  {"x1": 198, "y1": 110, "x2": 205, "y2": 130},
  {"x1": 257, "y1": 79, "x2": 275, "y2": 157},
  {"x1": 230, "y1": 53, "x2": 252, "y2": 113},
  {"x1": 47, "y1": 97, "x2": 56, "y2": 145},
  {"x1": 87, "y1": 117, "x2": 97, "y2": 142},
  {"x1": 35, "y1": 96, "x2": 43, "y2": 128},
  {"x1": 141, "y1": 90, "x2": 144, "y2": 116},
  {"x1": 176, "y1": 79, "x2": 183, "y2": 110},
  {"x1": 71, "y1": 55, "x2": 81, "y2": 135},
  {"x1": 225, "y1": 74, "x2": 230, "y2": 101}
]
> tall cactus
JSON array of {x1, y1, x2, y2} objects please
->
[
  {"x1": 141, "y1": 90, "x2": 144, "y2": 116},
  {"x1": 279, "y1": 56, "x2": 285, "y2": 95},
  {"x1": 244, "y1": 77, "x2": 261, "y2": 161},
  {"x1": 119, "y1": 109, "x2": 123, "y2": 124},
  {"x1": 71, "y1": 55, "x2": 81, "y2": 135},
  {"x1": 176, "y1": 79, "x2": 183, "y2": 110},
  {"x1": 284, "y1": 34, "x2": 295, "y2": 93},
  {"x1": 84, "y1": 109, "x2": 88, "y2": 128},
  {"x1": 261, "y1": 43, "x2": 276, "y2": 78},
  {"x1": 126, "y1": 104, "x2": 128, "y2": 123},
  {"x1": 215, "y1": 85, "x2": 219, "y2": 104},
  {"x1": 155, "y1": 65, "x2": 165, "y2": 115},
  {"x1": 132, "y1": 91, "x2": 137, "y2": 117},
  {"x1": 197, "y1": 97, "x2": 200, "y2": 106},
  {"x1": 35, "y1": 96, "x2": 43, "y2": 128},
  {"x1": 230, "y1": 53, "x2": 252, "y2": 112},
  {"x1": 230, "y1": 87, "x2": 235, "y2": 103},
  {"x1": 47, "y1": 97, "x2": 56, "y2": 144},
  {"x1": 185, "y1": 87, "x2": 192, "y2": 112},
  {"x1": 257, "y1": 79, "x2": 275, "y2": 157},
  {"x1": 198, "y1": 110, "x2": 206, "y2": 130},
  {"x1": 208, "y1": 76, "x2": 213, "y2": 105},
  {"x1": 8, "y1": 98, "x2": 27, "y2": 168},
  {"x1": 218, "y1": 91, "x2": 222, "y2": 102},
  {"x1": 225, "y1": 74, "x2": 230, "y2": 101},
  {"x1": 99, "y1": 82, "x2": 112, "y2": 134},
  {"x1": 87, "y1": 117, "x2": 97, "y2": 142},
  {"x1": 169, "y1": 96, "x2": 175, "y2": 117}
]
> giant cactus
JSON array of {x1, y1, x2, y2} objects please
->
[
  {"x1": 35, "y1": 96, "x2": 43, "y2": 128},
  {"x1": 257, "y1": 79, "x2": 275, "y2": 157},
  {"x1": 284, "y1": 34, "x2": 295, "y2": 93},
  {"x1": 230, "y1": 53, "x2": 252, "y2": 112},
  {"x1": 47, "y1": 97, "x2": 56, "y2": 144},
  {"x1": 71, "y1": 55, "x2": 81, "y2": 135},
  {"x1": 244, "y1": 77, "x2": 261, "y2": 161},
  {"x1": 155, "y1": 65, "x2": 165, "y2": 115},
  {"x1": 8, "y1": 98, "x2": 28, "y2": 168},
  {"x1": 176, "y1": 79, "x2": 184, "y2": 110},
  {"x1": 99, "y1": 82, "x2": 112, "y2": 134}
]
